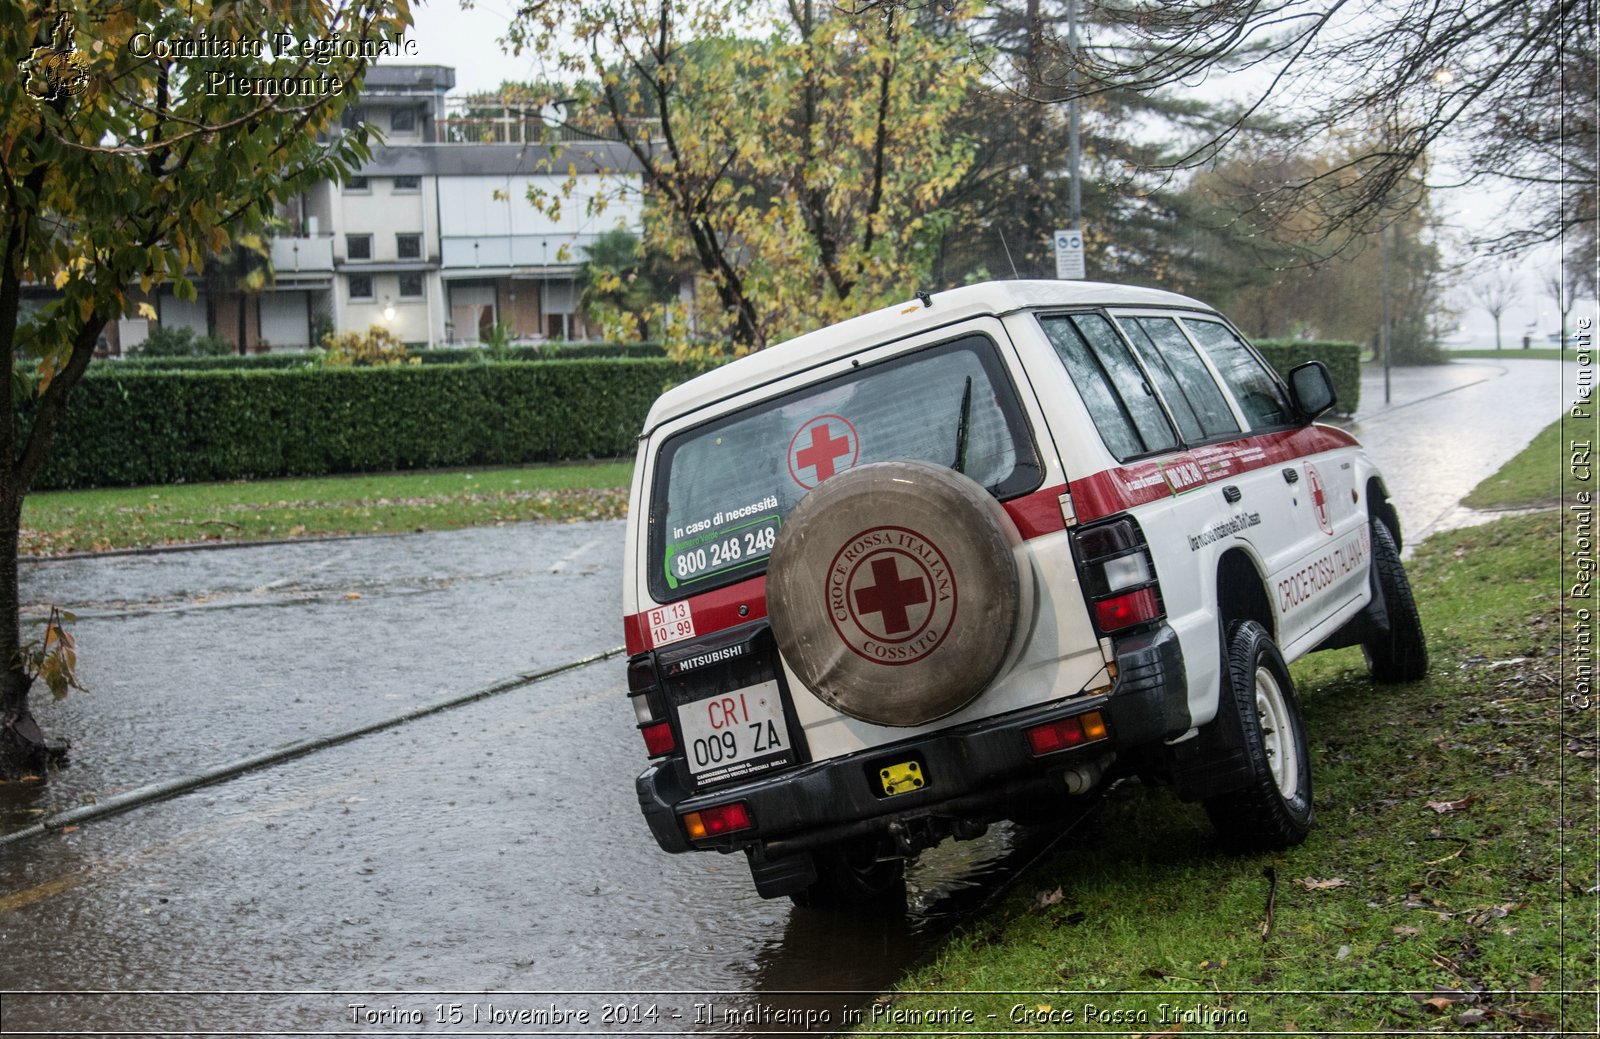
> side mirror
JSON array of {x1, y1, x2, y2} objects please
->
[{"x1": 1287, "y1": 361, "x2": 1337, "y2": 420}]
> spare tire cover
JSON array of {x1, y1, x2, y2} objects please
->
[{"x1": 766, "y1": 460, "x2": 1024, "y2": 727}]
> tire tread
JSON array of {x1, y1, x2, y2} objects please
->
[{"x1": 1204, "y1": 620, "x2": 1314, "y2": 851}]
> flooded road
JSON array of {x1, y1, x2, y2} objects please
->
[
  {"x1": 0, "y1": 359, "x2": 1570, "y2": 1036},
  {"x1": 2, "y1": 520, "x2": 1062, "y2": 1035},
  {"x1": 1343, "y1": 357, "x2": 1572, "y2": 545}
]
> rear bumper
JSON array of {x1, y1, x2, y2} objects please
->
[{"x1": 637, "y1": 624, "x2": 1189, "y2": 855}]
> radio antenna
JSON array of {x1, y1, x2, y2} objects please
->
[{"x1": 998, "y1": 228, "x2": 1020, "y2": 279}]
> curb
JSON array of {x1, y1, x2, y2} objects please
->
[
  {"x1": 20, "y1": 530, "x2": 419, "y2": 564},
  {"x1": 0, "y1": 646, "x2": 625, "y2": 848}
]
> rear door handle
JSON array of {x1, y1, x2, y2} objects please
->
[
  {"x1": 1283, "y1": 468, "x2": 1300, "y2": 484},
  {"x1": 1222, "y1": 485, "x2": 1242, "y2": 504}
]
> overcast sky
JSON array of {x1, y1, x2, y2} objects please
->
[
  {"x1": 400, "y1": 0, "x2": 1593, "y2": 344},
  {"x1": 405, "y1": 0, "x2": 534, "y2": 93}
]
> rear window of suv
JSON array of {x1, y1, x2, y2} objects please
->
[{"x1": 647, "y1": 334, "x2": 1042, "y2": 603}]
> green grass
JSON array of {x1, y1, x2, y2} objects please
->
[
  {"x1": 1462, "y1": 416, "x2": 1565, "y2": 510},
  {"x1": 862, "y1": 439, "x2": 1594, "y2": 1032},
  {"x1": 19, "y1": 462, "x2": 633, "y2": 555},
  {"x1": 1447, "y1": 348, "x2": 1575, "y2": 362}
]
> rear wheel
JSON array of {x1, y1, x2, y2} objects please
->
[
  {"x1": 789, "y1": 836, "x2": 906, "y2": 911},
  {"x1": 1204, "y1": 620, "x2": 1313, "y2": 850},
  {"x1": 1362, "y1": 519, "x2": 1428, "y2": 683}
]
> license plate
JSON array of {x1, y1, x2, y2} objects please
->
[
  {"x1": 676, "y1": 679, "x2": 792, "y2": 785},
  {"x1": 879, "y1": 760, "x2": 927, "y2": 796}
]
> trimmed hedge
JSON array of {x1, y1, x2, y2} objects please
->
[
  {"x1": 415, "y1": 343, "x2": 669, "y2": 363},
  {"x1": 99, "y1": 341, "x2": 668, "y2": 372},
  {"x1": 36, "y1": 359, "x2": 686, "y2": 490},
  {"x1": 101, "y1": 353, "x2": 318, "y2": 371},
  {"x1": 1253, "y1": 339, "x2": 1361, "y2": 417},
  {"x1": 49, "y1": 338, "x2": 1363, "y2": 491}
]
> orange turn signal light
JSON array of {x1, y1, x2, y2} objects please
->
[
  {"x1": 682, "y1": 801, "x2": 753, "y2": 841},
  {"x1": 1026, "y1": 711, "x2": 1108, "y2": 756}
]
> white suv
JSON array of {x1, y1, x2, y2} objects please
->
[{"x1": 621, "y1": 281, "x2": 1426, "y2": 906}]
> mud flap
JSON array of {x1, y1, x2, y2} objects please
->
[
  {"x1": 745, "y1": 845, "x2": 817, "y2": 899},
  {"x1": 1166, "y1": 692, "x2": 1253, "y2": 803}
]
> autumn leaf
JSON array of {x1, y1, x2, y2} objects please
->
[
  {"x1": 1299, "y1": 877, "x2": 1351, "y2": 891},
  {"x1": 1033, "y1": 887, "x2": 1064, "y2": 911}
]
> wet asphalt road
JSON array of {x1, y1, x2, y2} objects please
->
[{"x1": 0, "y1": 358, "x2": 1572, "y2": 1036}]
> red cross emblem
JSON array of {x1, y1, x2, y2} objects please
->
[
  {"x1": 1305, "y1": 463, "x2": 1333, "y2": 535},
  {"x1": 826, "y1": 526, "x2": 957, "y2": 666},
  {"x1": 788, "y1": 415, "x2": 859, "y2": 489},
  {"x1": 853, "y1": 557, "x2": 929, "y2": 636}
]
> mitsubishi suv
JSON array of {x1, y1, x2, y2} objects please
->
[{"x1": 620, "y1": 281, "x2": 1427, "y2": 906}]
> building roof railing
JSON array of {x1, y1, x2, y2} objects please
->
[{"x1": 437, "y1": 95, "x2": 660, "y2": 146}]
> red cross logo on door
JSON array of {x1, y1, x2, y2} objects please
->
[
  {"x1": 1305, "y1": 462, "x2": 1333, "y2": 535},
  {"x1": 788, "y1": 414, "x2": 860, "y2": 489}
]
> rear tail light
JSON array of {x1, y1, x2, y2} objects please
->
[
  {"x1": 1073, "y1": 516, "x2": 1165, "y2": 635},
  {"x1": 1093, "y1": 587, "x2": 1161, "y2": 631},
  {"x1": 641, "y1": 721, "x2": 675, "y2": 757},
  {"x1": 1026, "y1": 711, "x2": 1109, "y2": 756},
  {"x1": 682, "y1": 801, "x2": 753, "y2": 841},
  {"x1": 628, "y1": 655, "x2": 675, "y2": 757}
]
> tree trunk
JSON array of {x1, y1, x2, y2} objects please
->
[
  {"x1": 0, "y1": 508, "x2": 50, "y2": 779},
  {"x1": 0, "y1": 670, "x2": 48, "y2": 779},
  {"x1": 0, "y1": 308, "x2": 100, "y2": 780}
]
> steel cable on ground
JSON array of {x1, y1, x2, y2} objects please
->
[{"x1": 0, "y1": 646, "x2": 625, "y2": 848}]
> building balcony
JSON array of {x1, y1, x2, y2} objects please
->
[
  {"x1": 440, "y1": 234, "x2": 610, "y2": 273},
  {"x1": 270, "y1": 236, "x2": 335, "y2": 280}
]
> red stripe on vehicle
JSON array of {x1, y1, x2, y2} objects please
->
[
  {"x1": 1068, "y1": 460, "x2": 1175, "y2": 521},
  {"x1": 626, "y1": 574, "x2": 769, "y2": 654},
  {"x1": 1002, "y1": 483, "x2": 1070, "y2": 540},
  {"x1": 1070, "y1": 425, "x2": 1359, "y2": 524},
  {"x1": 623, "y1": 612, "x2": 649, "y2": 656}
]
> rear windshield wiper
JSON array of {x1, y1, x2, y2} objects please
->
[{"x1": 953, "y1": 375, "x2": 972, "y2": 475}]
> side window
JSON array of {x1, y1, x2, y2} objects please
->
[
  {"x1": 1183, "y1": 319, "x2": 1294, "y2": 430},
  {"x1": 1039, "y1": 313, "x2": 1178, "y2": 460},
  {"x1": 1119, "y1": 316, "x2": 1241, "y2": 442}
]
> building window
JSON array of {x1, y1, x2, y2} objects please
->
[
  {"x1": 393, "y1": 175, "x2": 420, "y2": 192},
  {"x1": 344, "y1": 175, "x2": 369, "y2": 193},
  {"x1": 346, "y1": 234, "x2": 372, "y2": 261},
  {"x1": 348, "y1": 274, "x2": 374, "y2": 300},
  {"x1": 396, "y1": 233, "x2": 422, "y2": 260},
  {"x1": 390, "y1": 108, "x2": 417, "y2": 133},
  {"x1": 398, "y1": 272, "x2": 425, "y2": 298},
  {"x1": 340, "y1": 106, "x2": 366, "y2": 131}
]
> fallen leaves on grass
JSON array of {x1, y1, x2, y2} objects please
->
[
  {"x1": 1411, "y1": 988, "x2": 1479, "y2": 1014},
  {"x1": 1032, "y1": 887, "x2": 1064, "y2": 910},
  {"x1": 1425, "y1": 796, "x2": 1477, "y2": 814},
  {"x1": 1298, "y1": 877, "x2": 1351, "y2": 891},
  {"x1": 1465, "y1": 901, "x2": 1522, "y2": 927}
]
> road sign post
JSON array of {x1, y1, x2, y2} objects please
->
[{"x1": 1054, "y1": 229, "x2": 1085, "y2": 280}]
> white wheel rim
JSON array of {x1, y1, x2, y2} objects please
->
[{"x1": 1254, "y1": 667, "x2": 1300, "y2": 799}]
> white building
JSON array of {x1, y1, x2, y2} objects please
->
[{"x1": 112, "y1": 65, "x2": 646, "y2": 353}]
